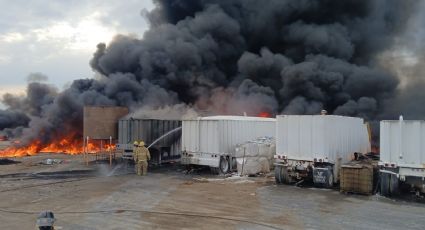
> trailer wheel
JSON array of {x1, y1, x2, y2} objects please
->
[
  {"x1": 389, "y1": 174, "x2": 400, "y2": 195},
  {"x1": 325, "y1": 170, "x2": 334, "y2": 188},
  {"x1": 281, "y1": 167, "x2": 292, "y2": 184},
  {"x1": 380, "y1": 172, "x2": 390, "y2": 196},
  {"x1": 219, "y1": 156, "x2": 230, "y2": 174},
  {"x1": 275, "y1": 166, "x2": 283, "y2": 184},
  {"x1": 231, "y1": 157, "x2": 237, "y2": 171},
  {"x1": 380, "y1": 172, "x2": 400, "y2": 196},
  {"x1": 275, "y1": 166, "x2": 291, "y2": 184}
]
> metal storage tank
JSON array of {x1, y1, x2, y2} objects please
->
[
  {"x1": 117, "y1": 118, "x2": 182, "y2": 165},
  {"x1": 275, "y1": 115, "x2": 371, "y2": 187},
  {"x1": 181, "y1": 116, "x2": 276, "y2": 174},
  {"x1": 380, "y1": 117, "x2": 425, "y2": 195}
]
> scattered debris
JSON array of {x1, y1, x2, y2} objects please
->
[
  {"x1": 193, "y1": 174, "x2": 257, "y2": 184},
  {"x1": 40, "y1": 159, "x2": 63, "y2": 165},
  {"x1": 0, "y1": 158, "x2": 20, "y2": 165}
]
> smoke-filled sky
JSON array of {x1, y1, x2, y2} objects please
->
[
  {"x1": 1, "y1": 0, "x2": 425, "y2": 149},
  {"x1": 0, "y1": 0, "x2": 154, "y2": 101}
]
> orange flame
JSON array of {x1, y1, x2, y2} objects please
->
[
  {"x1": 0, "y1": 136, "x2": 115, "y2": 158},
  {"x1": 257, "y1": 112, "x2": 272, "y2": 118}
]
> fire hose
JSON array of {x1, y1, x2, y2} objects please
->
[{"x1": 0, "y1": 208, "x2": 283, "y2": 230}]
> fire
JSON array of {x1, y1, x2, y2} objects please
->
[
  {"x1": 257, "y1": 112, "x2": 272, "y2": 118},
  {"x1": 0, "y1": 136, "x2": 115, "y2": 158}
]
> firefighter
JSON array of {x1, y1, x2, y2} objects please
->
[
  {"x1": 133, "y1": 141, "x2": 140, "y2": 175},
  {"x1": 135, "y1": 140, "x2": 151, "y2": 176}
]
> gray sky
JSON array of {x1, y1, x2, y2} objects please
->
[{"x1": 0, "y1": 0, "x2": 155, "y2": 97}]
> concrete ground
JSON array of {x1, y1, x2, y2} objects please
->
[{"x1": 0, "y1": 154, "x2": 424, "y2": 230}]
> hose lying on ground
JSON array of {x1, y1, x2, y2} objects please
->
[
  {"x1": 0, "y1": 208, "x2": 283, "y2": 230},
  {"x1": 0, "y1": 171, "x2": 131, "y2": 193}
]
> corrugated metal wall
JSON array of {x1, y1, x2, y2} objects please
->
[
  {"x1": 182, "y1": 117, "x2": 276, "y2": 155},
  {"x1": 380, "y1": 120, "x2": 425, "y2": 167},
  {"x1": 276, "y1": 115, "x2": 371, "y2": 164},
  {"x1": 118, "y1": 119, "x2": 182, "y2": 161},
  {"x1": 119, "y1": 119, "x2": 181, "y2": 146}
]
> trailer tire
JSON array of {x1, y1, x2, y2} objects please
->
[
  {"x1": 275, "y1": 166, "x2": 283, "y2": 184},
  {"x1": 219, "y1": 156, "x2": 230, "y2": 174},
  {"x1": 275, "y1": 166, "x2": 291, "y2": 184},
  {"x1": 325, "y1": 170, "x2": 334, "y2": 188},
  {"x1": 380, "y1": 172, "x2": 400, "y2": 196},
  {"x1": 231, "y1": 157, "x2": 237, "y2": 171},
  {"x1": 380, "y1": 172, "x2": 390, "y2": 196},
  {"x1": 389, "y1": 174, "x2": 400, "y2": 195},
  {"x1": 281, "y1": 167, "x2": 292, "y2": 184}
]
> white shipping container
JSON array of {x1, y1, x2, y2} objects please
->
[
  {"x1": 181, "y1": 116, "x2": 276, "y2": 172},
  {"x1": 276, "y1": 115, "x2": 371, "y2": 164},
  {"x1": 380, "y1": 119, "x2": 425, "y2": 168}
]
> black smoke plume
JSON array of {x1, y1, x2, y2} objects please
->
[{"x1": 0, "y1": 0, "x2": 423, "y2": 149}]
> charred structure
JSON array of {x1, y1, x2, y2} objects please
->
[{"x1": 117, "y1": 118, "x2": 182, "y2": 165}]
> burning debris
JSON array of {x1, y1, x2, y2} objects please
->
[
  {"x1": 0, "y1": 137, "x2": 115, "y2": 158},
  {"x1": 0, "y1": 0, "x2": 424, "y2": 155}
]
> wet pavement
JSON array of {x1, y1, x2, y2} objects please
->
[{"x1": 0, "y1": 154, "x2": 424, "y2": 229}]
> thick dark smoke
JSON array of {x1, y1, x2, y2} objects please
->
[
  {"x1": 0, "y1": 110, "x2": 29, "y2": 130},
  {"x1": 0, "y1": 0, "x2": 423, "y2": 149}
]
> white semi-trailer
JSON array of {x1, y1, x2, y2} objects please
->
[
  {"x1": 274, "y1": 115, "x2": 371, "y2": 187},
  {"x1": 380, "y1": 117, "x2": 425, "y2": 196},
  {"x1": 180, "y1": 116, "x2": 276, "y2": 174}
]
